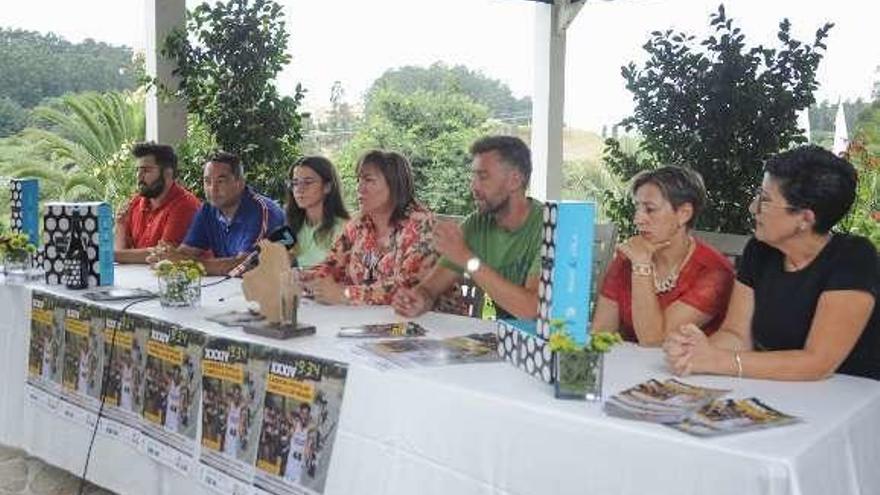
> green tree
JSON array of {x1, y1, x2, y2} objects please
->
[
  {"x1": 337, "y1": 88, "x2": 490, "y2": 215},
  {"x1": 851, "y1": 67, "x2": 880, "y2": 156},
  {"x1": 854, "y1": 104, "x2": 880, "y2": 155},
  {"x1": 599, "y1": 136, "x2": 658, "y2": 236},
  {"x1": 162, "y1": 0, "x2": 305, "y2": 200},
  {"x1": 368, "y1": 62, "x2": 531, "y2": 120},
  {"x1": 175, "y1": 114, "x2": 218, "y2": 199},
  {"x1": 0, "y1": 28, "x2": 137, "y2": 109},
  {"x1": 0, "y1": 97, "x2": 28, "y2": 137},
  {"x1": 606, "y1": 5, "x2": 831, "y2": 234},
  {"x1": 836, "y1": 68, "x2": 880, "y2": 246},
  {"x1": 837, "y1": 138, "x2": 880, "y2": 247}
]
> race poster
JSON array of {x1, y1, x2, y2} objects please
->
[
  {"x1": 99, "y1": 310, "x2": 148, "y2": 447},
  {"x1": 199, "y1": 338, "x2": 265, "y2": 494},
  {"x1": 253, "y1": 349, "x2": 348, "y2": 495},
  {"x1": 140, "y1": 319, "x2": 204, "y2": 475},
  {"x1": 60, "y1": 301, "x2": 103, "y2": 412},
  {"x1": 27, "y1": 291, "x2": 63, "y2": 393},
  {"x1": 23, "y1": 291, "x2": 352, "y2": 492},
  {"x1": 26, "y1": 291, "x2": 66, "y2": 414}
]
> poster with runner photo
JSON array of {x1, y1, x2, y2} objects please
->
[
  {"x1": 60, "y1": 301, "x2": 103, "y2": 411},
  {"x1": 199, "y1": 338, "x2": 267, "y2": 494},
  {"x1": 253, "y1": 349, "x2": 348, "y2": 495},
  {"x1": 27, "y1": 291, "x2": 64, "y2": 394},
  {"x1": 139, "y1": 319, "x2": 204, "y2": 475},
  {"x1": 98, "y1": 310, "x2": 148, "y2": 447}
]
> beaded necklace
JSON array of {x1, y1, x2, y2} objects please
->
[{"x1": 653, "y1": 236, "x2": 695, "y2": 294}]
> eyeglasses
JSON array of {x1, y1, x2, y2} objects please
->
[
  {"x1": 751, "y1": 190, "x2": 799, "y2": 214},
  {"x1": 287, "y1": 178, "x2": 319, "y2": 190}
]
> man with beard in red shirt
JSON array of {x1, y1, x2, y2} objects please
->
[{"x1": 114, "y1": 142, "x2": 201, "y2": 263}]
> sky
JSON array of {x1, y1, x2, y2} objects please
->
[{"x1": 2, "y1": 0, "x2": 878, "y2": 131}]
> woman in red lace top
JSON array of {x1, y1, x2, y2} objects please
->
[
  {"x1": 592, "y1": 166, "x2": 734, "y2": 346},
  {"x1": 305, "y1": 150, "x2": 440, "y2": 306}
]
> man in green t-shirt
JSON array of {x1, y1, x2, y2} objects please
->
[{"x1": 392, "y1": 135, "x2": 543, "y2": 319}]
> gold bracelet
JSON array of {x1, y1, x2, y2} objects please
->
[
  {"x1": 733, "y1": 351, "x2": 743, "y2": 378},
  {"x1": 632, "y1": 263, "x2": 653, "y2": 277}
]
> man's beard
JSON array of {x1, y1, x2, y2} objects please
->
[
  {"x1": 139, "y1": 175, "x2": 165, "y2": 199},
  {"x1": 479, "y1": 194, "x2": 511, "y2": 217}
]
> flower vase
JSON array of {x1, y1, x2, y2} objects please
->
[
  {"x1": 554, "y1": 349, "x2": 604, "y2": 401},
  {"x1": 3, "y1": 250, "x2": 32, "y2": 284},
  {"x1": 157, "y1": 272, "x2": 201, "y2": 307}
]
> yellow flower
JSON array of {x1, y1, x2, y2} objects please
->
[
  {"x1": 588, "y1": 331, "x2": 624, "y2": 354},
  {"x1": 153, "y1": 259, "x2": 173, "y2": 276},
  {"x1": 153, "y1": 259, "x2": 205, "y2": 282},
  {"x1": 0, "y1": 232, "x2": 36, "y2": 257},
  {"x1": 548, "y1": 329, "x2": 578, "y2": 353}
]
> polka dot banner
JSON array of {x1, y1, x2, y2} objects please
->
[{"x1": 42, "y1": 202, "x2": 115, "y2": 287}]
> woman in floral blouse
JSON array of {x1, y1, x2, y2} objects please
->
[{"x1": 304, "y1": 150, "x2": 440, "y2": 306}]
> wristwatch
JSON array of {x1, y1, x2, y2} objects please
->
[
  {"x1": 631, "y1": 262, "x2": 653, "y2": 277},
  {"x1": 465, "y1": 257, "x2": 482, "y2": 278}
]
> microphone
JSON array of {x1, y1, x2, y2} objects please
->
[{"x1": 227, "y1": 225, "x2": 297, "y2": 277}]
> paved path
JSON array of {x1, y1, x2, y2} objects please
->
[{"x1": 0, "y1": 445, "x2": 112, "y2": 495}]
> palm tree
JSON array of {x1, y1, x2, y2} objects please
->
[{"x1": 7, "y1": 90, "x2": 146, "y2": 209}]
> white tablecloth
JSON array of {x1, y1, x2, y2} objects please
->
[{"x1": 1, "y1": 266, "x2": 879, "y2": 495}]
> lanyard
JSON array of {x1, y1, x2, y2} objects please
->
[{"x1": 248, "y1": 189, "x2": 270, "y2": 249}]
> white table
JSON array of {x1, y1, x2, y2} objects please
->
[{"x1": 1, "y1": 266, "x2": 878, "y2": 495}]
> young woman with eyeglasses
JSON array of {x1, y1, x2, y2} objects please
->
[
  {"x1": 664, "y1": 146, "x2": 880, "y2": 381},
  {"x1": 284, "y1": 156, "x2": 350, "y2": 267}
]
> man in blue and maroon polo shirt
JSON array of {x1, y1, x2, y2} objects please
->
[{"x1": 149, "y1": 151, "x2": 285, "y2": 276}]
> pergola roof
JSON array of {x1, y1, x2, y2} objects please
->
[{"x1": 146, "y1": 0, "x2": 593, "y2": 201}]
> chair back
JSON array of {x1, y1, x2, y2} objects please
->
[
  {"x1": 590, "y1": 222, "x2": 619, "y2": 315},
  {"x1": 458, "y1": 277, "x2": 485, "y2": 319},
  {"x1": 593, "y1": 223, "x2": 619, "y2": 287},
  {"x1": 692, "y1": 230, "x2": 750, "y2": 268}
]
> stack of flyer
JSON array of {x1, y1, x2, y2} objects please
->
[{"x1": 604, "y1": 379, "x2": 800, "y2": 437}]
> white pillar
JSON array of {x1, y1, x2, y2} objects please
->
[
  {"x1": 145, "y1": 0, "x2": 187, "y2": 145},
  {"x1": 832, "y1": 101, "x2": 848, "y2": 155},
  {"x1": 529, "y1": 2, "x2": 566, "y2": 202}
]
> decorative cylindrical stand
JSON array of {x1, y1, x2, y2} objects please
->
[
  {"x1": 279, "y1": 270, "x2": 299, "y2": 326},
  {"x1": 157, "y1": 273, "x2": 201, "y2": 308},
  {"x1": 3, "y1": 250, "x2": 32, "y2": 284},
  {"x1": 554, "y1": 349, "x2": 604, "y2": 401}
]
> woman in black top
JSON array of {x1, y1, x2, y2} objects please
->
[{"x1": 663, "y1": 145, "x2": 880, "y2": 380}]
